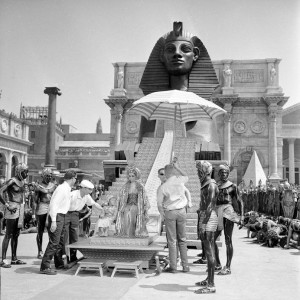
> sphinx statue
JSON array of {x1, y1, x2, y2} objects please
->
[{"x1": 139, "y1": 22, "x2": 220, "y2": 142}]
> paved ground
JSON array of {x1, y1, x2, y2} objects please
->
[{"x1": 1, "y1": 227, "x2": 300, "y2": 300}]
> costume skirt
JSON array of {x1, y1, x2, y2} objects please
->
[
  {"x1": 4, "y1": 202, "x2": 20, "y2": 220},
  {"x1": 96, "y1": 217, "x2": 110, "y2": 228},
  {"x1": 198, "y1": 210, "x2": 218, "y2": 232},
  {"x1": 217, "y1": 204, "x2": 240, "y2": 231}
]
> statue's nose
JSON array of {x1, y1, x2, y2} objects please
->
[{"x1": 173, "y1": 46, "x2": 182, "y2": 57}]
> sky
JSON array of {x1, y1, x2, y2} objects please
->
[{"x1": 0, "y1": 0, "x2": 299, "y2": 133}]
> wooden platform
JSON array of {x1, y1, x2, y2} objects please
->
[{"x1": 67, "y1": 235, "x2": 167, "y2": 269}]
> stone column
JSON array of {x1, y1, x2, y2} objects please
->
[
  {"x1": 216, "y1": 96, "x2": 238, "y2": 164},
  {"x1": 288, "y1": 138, "x2": 295, "y2": 184},
  {"x1": 7, "y1": 151, "x2": 12, "y2": 179},
  {"x1": 44, "y1": 87, "x2": 61, "y2": 168},
  {"x1": 224, "y1": 112, "x2": 232, "y2": 164},
  {"x1": 114, "y1": 104, "x2": 123, "y2": 146},
  {"x1": 268, "y1": 103, "x2": 280, "y2": 179}
]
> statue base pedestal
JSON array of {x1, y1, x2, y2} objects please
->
[
  {"x1": 110, "y1": 88, "x2": 127, "y2": 96},
  {"x1": 89, "y1": 235, "x2": 155, "y2": 246},
  {"x1": 222, "y1": 87, "x2": 235, "y2": 95},
  {"x1": 265, "y1": 86, "x2": 282, "y2": 94}
]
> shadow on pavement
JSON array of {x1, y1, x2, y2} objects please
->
[
  {"x1": 14, "y1": 266, "x2": 41, "y2": 274},
  {"x1": 139, "y1": 283, "x2": 194, "y2": 292},
  {"x1": 290, "y1": 251, "x2": 300, "y2": 255}
]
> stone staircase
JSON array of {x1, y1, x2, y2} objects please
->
[{"x1": 91, "y1": 137, "x2": 163, "y2": 226}]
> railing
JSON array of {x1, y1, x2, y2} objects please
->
[{"x1": 145, "y1": 131, "x2": 174, "y2": 215}]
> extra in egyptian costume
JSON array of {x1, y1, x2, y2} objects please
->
[{"x1": 115, "y1": 169, "x2": 150, "y2": 238}]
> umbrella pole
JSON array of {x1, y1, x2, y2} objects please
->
[{"x1": 172, "y1": 104, "x2": 177, "y2": 162}]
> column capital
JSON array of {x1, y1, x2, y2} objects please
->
[
  {"x1": 262, "y1": 94, "x2": 288, "y2": 107},
  {"x1": 44, "y1": 87, "x2": 62, "y2": 96},
  {"x1": 287, "y1": 138, "x2": 296, "y2": 144},
  {"x1": 213, "y1": 95, "x2": 239, "y2": 111},
  {"x1": 105, "y1": 96, "x2": 128, "y2": 109},
  {"x1": 114, "y1": 103, "x2": 124, "y2": 121}
]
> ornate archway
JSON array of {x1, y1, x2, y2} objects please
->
[{"x1": 232, "y1": 147, "x2": 265, "y2": 183}]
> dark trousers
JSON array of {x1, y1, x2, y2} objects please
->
[
  {"x1": 64, "y1": 211, "x2": 79, "y2": 262},
  {"x1": 1, "y1": 218, "x2": 20, "y2": 261},
  {"x1": 40, "y1": 214, "x2": 66, "y2": 270},
  {"x1": 36, "y1": 213, "x2": 47, "y2": 253}
]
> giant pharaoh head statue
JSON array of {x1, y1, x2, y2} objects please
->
[{"x1": 140, "y1": 22, "x2": 219, "y2": 98}]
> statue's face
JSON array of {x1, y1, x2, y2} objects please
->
[
  {"x1": 197, "y1": 169, "x2": 206, "y2": 183},
  {"x1": 18, "y1": 169, "x2": 28, "y2": 181},
  {"x1": 128, "y1": 172, "x2": 136, "y2": 183},
  {"x1": 219, "y1": 169, "x2": 229, "y2": 182},
  {"x1": 42, "y1": 174, "x2": 52, "y2": 184},
  {"x1": 162, "y1": 41, "x2": 199, "y2": 75}
]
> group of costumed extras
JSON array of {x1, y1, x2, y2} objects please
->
[
  {"x1": 192, "y1": 161, "x2": 244, "y2": 294},
  {"x1": 0, "y1": 164, "x2": 101, "y2": 272},
  {"x1": 0, "y1": 164, "x2": 60, "y2": 268}
]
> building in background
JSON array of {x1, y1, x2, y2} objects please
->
[
  {"x1": 20, "y1": 106, "x2": 109, "y2": 183},
  {"x1": 105, "y1": 59, "x2": 298, "y2": 185},
  {"x1": 0, "y1": 109, "x2": 32, "y2": 179},
  {"x1": 282, "y1": 103, "x2": 300, "y2": 184}
]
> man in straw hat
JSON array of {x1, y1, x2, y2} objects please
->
[{"x1": 63, "y1": 179, "x2": 103, "y2": 264}]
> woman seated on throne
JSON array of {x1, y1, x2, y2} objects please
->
[{"x1": 115, "y1": 166, "x2": 150, "y2": 238}]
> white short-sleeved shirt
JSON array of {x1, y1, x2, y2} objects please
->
[
  {"x1": 49, "y1": 181, "x2": 71, "y2": 221},
  {"x1": 69, "y1": 189, "x2": 95, "y2": 212},
  {"x1": 157, "y1": 175, "x2": 188, "y2": 211}
]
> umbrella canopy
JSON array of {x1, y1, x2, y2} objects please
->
[{"x1": 128, "y1": 90, "x2": 226, "y2": 123}]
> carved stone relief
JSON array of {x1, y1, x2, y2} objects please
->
[
  {"x1": 14, "y1": 124, "x2": 21, "y2": 137},
  {"x1": 234, "y1": 120, "x2": 247, "y2": 134},
  {"x1": 233, "y1": 69, "x2": 264, "y2": 83},
  {"x1": 1, "y1": 119, "x2": 8, "y2": 133},
  {"x1": 126, "y1": 72, "x2": 142, "y2": 88},
  {"x1": 251, "y1": 120, "x2": 266, "y2": 134},
  {"x1": 126, "y1": 120, "x2": 138, "y2": 134}
]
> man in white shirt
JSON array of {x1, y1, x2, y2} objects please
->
[
  {"x1": 64, "y1": 180, "x2": 103, "y2": 263},
  {"x1": 40, "y1": 171, "x2": 77, "y2": 275},
  {"x1": 157, "y1": 159, "x2": 192, "y2": 273}
]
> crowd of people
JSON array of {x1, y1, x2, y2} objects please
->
[
  {"x1": 1, "y1": 160, "x2": 299, "y2": 294},
  {"x1": 0, "y1": 165, "x2": 105, "y2": 273}
]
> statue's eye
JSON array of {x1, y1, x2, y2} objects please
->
[
  {"x1": 181, "y1": 44, "x2": 193, "y2": 53},
  {"x1": 165, "y1": 46, "x2": 175, "y2": 53}
]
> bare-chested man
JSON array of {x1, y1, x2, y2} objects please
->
[
  {"x1": 32, "y1": 168, "x2": 57, "y2": 259},
  {"x1": 195, "y1": 161, "x2": 219, "y2": 294}
]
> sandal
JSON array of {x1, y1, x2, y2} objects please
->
[
  {"x1": 194, "y1": 286, "x2": 216, "y2": 294},
  {"x1": 193, "y1": 258, "x2": 207, "y2": 264},
  {"x1": 0, "y1": 260, "x2": 11, "y2": 268},
  {"x1": 11, "y1": 259, "x2": 26, "y2": 265},
  {"x1": 215, "y1": 265, "x2": 222, "y2": 271},
  {"x1": 195, "y1": 279, "x2": 208, "y2": 286},
  {"x1": 217, "y1": 267, "x2": 231, "y2": 275}
]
